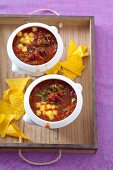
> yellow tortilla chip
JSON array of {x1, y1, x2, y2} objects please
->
[
  {"x1": 44, "y1": 41, "x2": 88, "y2": 80},
  {"x1": 80, "y1": 45, "x2": 88, "y2": 52},
  {"x1": 61, "y1": 55, "x2": 84, "y2": 76},
  {"x1": 72, "y1": 46, "x2": 89, "y2": 58},
  {"x1": 0, "y1": 101, "x2": 13, "y2": 115},
  {"x1": 84, "y1": 51, "x2": 89, "y2": 57},
  {"x1": 6, "y1": 123, "x2": 29, "y2": 140},
  {"x1": 72, "y1": 46, "x2": 84, "y2": 57},
  {"x1": 61, "y1": 67, "x2": 77, "y2": 80},
  {"x1": 68, "y1": 40, "x2": 77, "y2": 59},
  {"x1": 9, "y1": 95, "x2": 25, "y2": 120},
  {"x1": 5, "y1": 78, "x2": 32, "y2": 92},
  {"x1": 45, "y1": 62, "x2": 61, "y2": 74},
  {"x1": 0, "y1": 114, "x2": 15, "y2": 137},
  {"x1": 3, "y1": 88, "x2": 24, "y2": 103},
  {"x1": 0, "y1": 114, "x2": 5, "y2": 124}
]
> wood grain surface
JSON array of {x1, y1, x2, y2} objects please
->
[{"x1": 0, "y1": 16, "x2": 97, "y2": 152}]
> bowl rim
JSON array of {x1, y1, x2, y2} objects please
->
[
  {"x1": 24, "y1": 74, "x2": 83, "y2": 128},
  {"x1": 7, "y1": 22, "x2": 63, "y2": 72}
]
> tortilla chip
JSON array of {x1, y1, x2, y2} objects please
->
[
  {"x1": 0, "y1": 114, "x2": 15, "y2": 137},
  {"x1": 0, "y1": 101, "x2": 13, "y2": 115},
  {"x1": 45, "y1": 62, "x2": 61, "y2": 74},
  {"x1": 68, "y1": 40, "x2": 77, "y2": 59},
  {"x1": 61, "y1": 55, "x2": 84, "y2": 76},
  {"x1": 0, "y1": 114, "x2": 5, "y2": 124},
  {"x1": 61, "y1": 67, "x2": 77, "y2": 80},
  {"x1": 84, "y1": 51, "x2": 89, "y2": 57},
  {"x1": 6, "y1": 123, "x2": 29, "y2": 140},
  {"x1": 72, "y1": 46, "x2": 89, "y2": 58},
  {"x1": 5, "y1": 78, "x2": 32, "y2": 92},
  {"x1": 81, "y1": 45, "x2": 88, "y2": 52},
  {"x1": 44, "y1": 41, "x2": 88, "y2": 80},
  {"x1": 3, "y1": 88, "x2": 24, "y2": 103},
  {"x1": 9, "y1": 95, "x2": 25, "y2": 120}
]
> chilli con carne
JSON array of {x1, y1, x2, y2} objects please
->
[
  {"x1": 29, "y1": 79, "x2": 77, "y2": 122},
  {"x1": 13, "y1": 27, "x2": 57, "y2": 65}
]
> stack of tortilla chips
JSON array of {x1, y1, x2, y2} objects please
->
[
  {"x1": 0, "y1": 78, "x2": 32, "y2": 140},
  {"x1": 45, "y1": 40, "x2": 89, "y2": 80}
]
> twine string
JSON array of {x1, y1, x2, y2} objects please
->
[
  {"x1": 27, "y1": 8, "x2": 63, "y2": 28},
  {"x1": 18, "y1": 138, "x2": 62, "y2": 165},
  {"x1": 19, "y1": 149, "x2": 62, "y2": 166},
  {"x1": 28, "y1": 8, "x2": 60, "y2": 16}
]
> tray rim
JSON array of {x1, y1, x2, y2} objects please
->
[
  {"x1": 0, "y1": 14, "x2": 94, "y2": 18},
  {"x1": 0, "y1": 15, "x2": 98, "y2": 151}
]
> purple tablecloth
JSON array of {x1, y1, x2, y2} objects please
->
[{"x1": 0, "y1": 0, "x2": 113, "y2": 169}]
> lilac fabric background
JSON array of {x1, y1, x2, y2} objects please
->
[{"x1": 0, "y1": 0, "x2": 113, "y2": 169}]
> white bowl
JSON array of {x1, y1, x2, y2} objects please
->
[
  {"x1": 23, "y1": 75, "x2": 83, "y2": 129},
  {"x1": 7, "y1": 23, "x2": 63, "y2": 76}
]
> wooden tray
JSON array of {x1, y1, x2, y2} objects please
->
[{"x1": 0, "y1": 15, "x2": 97, "y2": 153}]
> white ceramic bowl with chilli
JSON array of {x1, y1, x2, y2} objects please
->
[
  {"x1": 7, "y1": 23, "x2": 63, "y2": 76},
  {"x1": 23, "y1": 74, "x2": 83, "y2": 129}
]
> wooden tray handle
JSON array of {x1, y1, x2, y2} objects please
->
[
  {"x1": 28, "y1": 9, "x2": 63, "y2": 28},
  {"x1": 28, "y1": 8, "x2": 60, "y2": 16},
  {"x1": 19, "y1": 149, "x2": 62, "y2": 166}
]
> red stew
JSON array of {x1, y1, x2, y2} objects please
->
[
  {"x1": 13, "y1": 27, "x2": 57, "y2": 65},
  {"x1": 29, "y1": 79, "x2": 77, "y2": 122}
]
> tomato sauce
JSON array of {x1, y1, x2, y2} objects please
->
[
  {"x1": 29, "y1": 79, "x2": 77, "y2": 122},
  {"x1": 13, "y1": 27, "x2": 57, "y2": 65}
]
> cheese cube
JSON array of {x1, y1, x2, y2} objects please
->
[
  {"x1": 32, "y1": 27, "x2": 37, "y2": 32},
  {"x1": 36, "y1": 102, "x2": 41, "y2": 108},
  {"x1": 17, "y1": 43, "x2": 24, "y2": 50},
  {"x1": 40, "y1": 105, "x2": 46, "y2": 111},
  {"x1": 25, "y1": 36, "x2": 30, "y2": 40},
  {"x1": 51, "y1": 105, "x2": 56, "y2": 110},
  {"x1": 20, "y1": 37, "x2": 26, "y2": 44},
  {"x1": 36, "y1": 110, "x2": 41, "y2": 116},
  {"x1": 17, "y1": 31, "x2": 22, "y2": 37},
  {"x1": 29, "y1": 32, "x2": 34, "y2": 37},
  {"x1": 46, "y1": 104, "x2": 52, "y2": 110},
  {"x1": 42, "y1": 111, "x2": 46, "y2": 115},
  {"x1": 22, "y1": 46, "x2": 27, "y2": 52},
  {"x1": 45, "y1": 110, "x2": 54, "y2": 120},
  {"x1": 41, "y1": 101, "x2": 46, "y2": 105},
  {"x1": 25, "y1": 39, "x2": 31, "y2": 45},
  {"x1": 23, "y1": 33, "x2": 28, "y2": 37},
  {"x1": 53, "y1": 110, "x2": 58, "y2": 115}
]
